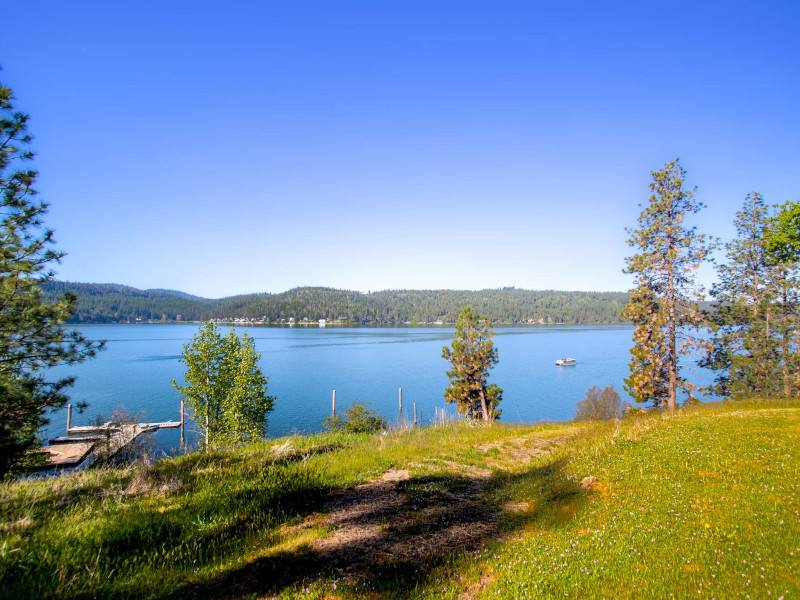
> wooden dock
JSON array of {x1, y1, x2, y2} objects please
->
[
  {"x1": 37, "y1": 403, "x2": 185, "y2": 470},
  {"x1": 38, "y1": 442, "x2": 95, "y2": 468}
]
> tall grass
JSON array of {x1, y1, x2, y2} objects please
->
[
  {"x1": 2, "y1": 401, "x2": 798, "y2": 599},
  {"x1": 0, "y1": 421, "x2": 536, "y2": 599}
]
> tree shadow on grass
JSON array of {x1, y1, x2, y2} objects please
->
[{"x1": 163, "y1": 456, "x2": 592, "y2": 599}]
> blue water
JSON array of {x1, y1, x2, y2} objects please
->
[{"x1": 42, "y1": 324, "x2": 712, "y2": 452}]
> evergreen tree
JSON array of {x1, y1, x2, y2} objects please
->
[
  {"x1": 622, "y1": 287, "x2": 669, "y2": 406},
  {"x1": 441, "y1": 306, "x2": 503, "y2": 421},
  {"x1": 705, "y1": 194, "x2": 799, "y2": 397},
  {"x1": 0, "y1": 83, "x2": 102, "y2": 478},
  {"x1": 172, "y1": 322, "x2": 274, "y2": 446},
  {"x1": 623, "y1": 160, "x2": 713, "y2": 409}
]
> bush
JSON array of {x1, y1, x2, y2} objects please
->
[
  {"x1": 323, "y1": 400, "x2": 388, "y2": 434},
  {"x1": 91, "y1": 406, "x2": 158, "y2": 466},
  {"x1": 575, "y1": 385, "x2": 627, "y2": 421}
]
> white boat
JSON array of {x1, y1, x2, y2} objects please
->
[{"x1": 555, "y1": 358, "x2": 576, "y2": 366}]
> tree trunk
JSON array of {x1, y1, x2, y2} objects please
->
[
  {"x1": 779, "y1": 268, "x2": 790, "y2": 397},
  {"x1": 667, "y1": 258, "x2": 677, "y2": 410},
  {"x1": 204, "y1": 402, "x2": 209, "y2": 447},
  {"x1": 479, "y1": 387, "x2": 490, "y2": 421}
]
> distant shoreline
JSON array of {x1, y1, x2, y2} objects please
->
[
  {"x1": 71, "y1": 321, "x2": 635, "y2": 329},
  {"x1": 45, "y1": 281, "x2": 632, "y2": 326}
]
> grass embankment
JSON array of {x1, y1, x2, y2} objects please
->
[{"x1": 1, "y1": 401, "x2": 798, "y2": 599}]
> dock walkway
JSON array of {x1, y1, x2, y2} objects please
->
[{"x1": 37, "y1": 403, "x2": 184, "y2": 469}]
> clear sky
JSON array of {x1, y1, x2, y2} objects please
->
[{"x1": 2, "y1": 1, "x2": 798, "y2": 298}]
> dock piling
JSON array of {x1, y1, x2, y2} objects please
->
[{"x1": 180, "y1": 399, "x2": 185, "y2": 448}]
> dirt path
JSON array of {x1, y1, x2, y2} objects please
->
[{"x1": 310, "y1": 431, "x2": 576, "y2": 571}]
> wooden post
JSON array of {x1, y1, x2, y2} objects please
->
[
  {"x1": 413, "y1": 402, "x2": 417, "y2": 426},
  {"x1": 399, "y1": 387, "x2": 403, "y2": 415},
  {"x1": 180, "y1": 399, "x2": 185, "y2": 448},
  {"x1": 66, "y1": 403, "x2": 73, "y2": 432},
  {"x1": 332, "y1": 390, "x2": 336, "y2": 416}
]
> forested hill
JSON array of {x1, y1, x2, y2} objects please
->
[{"x1": 41, "y1": 282, "x2": 630, "y2": 325}]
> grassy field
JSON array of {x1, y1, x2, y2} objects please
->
[{"x1": 1, "y1": 400, "x2": 798, "y2": 599}]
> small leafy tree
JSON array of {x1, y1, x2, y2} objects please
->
[
  {"x1": 441, "y1": 306, "x2": 503, "y2": 421},
  {"x1": 322, "y1": 399, "x2": 388, "y2": 434},
  {"x1": 0, "y1": 82, "x2": 102, "y2": 478},
  {"x1": 172, "y1": 322, "x2": 274, "y2": 447},
  {"x1": 575, "y1": 385, "x2": 626, "y2": 421},
  {"x1": 766, "y1": 200, "x2": 800, "y2": 263}
]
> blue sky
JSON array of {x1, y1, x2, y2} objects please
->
[{"x1": 2, "y1": 1, "x2": 798, "y2": 298}]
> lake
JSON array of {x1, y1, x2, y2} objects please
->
[{"x1": 42, "y1": 324, "x2": 713, "y2": 453}]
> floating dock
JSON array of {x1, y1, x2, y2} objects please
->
[
  {"x1": 38, "y1": 442, "x2": 95, "y2": 468},
  {"x1": 37, "y1": 403, "x2": 185, "y2": 470}
]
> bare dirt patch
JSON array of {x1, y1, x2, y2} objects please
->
[
  {"x1": 314, "y1": 468, "x2": 410, "y2": 565},
  {"x1": 310, "y1": 429, "x2": 579, "y2": 573}
]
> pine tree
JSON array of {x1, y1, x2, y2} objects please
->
[
  {"x1": 622, "y1": 287, "x2": 669, "y2": 406},
  {"x1": 623, "y1": 160, "x2": 713, "y2": 409},
  {"x1": 705, "y1": 194, "x2": 799, "y2": 397},
  {"x1": 441, "y1": 306, "x2": 503, "y2": 421},
  {"x1": 172, "y1": 322, "x2": 274, "y2": 446},
  {"x1": 0, "y1": 83, "x2": 102, "y2": 478}
]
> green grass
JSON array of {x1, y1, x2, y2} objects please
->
[
  {"x1": 479, "y1": 402, "x2": 800, "y2": 599},
  {"x1": 1, "y1": 401, "x2": 799, "y2": 599},
  {"x1": 0, "y1": 423, "x2": 531, "y2": 599}
]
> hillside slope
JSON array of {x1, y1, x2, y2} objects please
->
[{"x1": 1, "y1": 400, "x2": 797, "y2": 599}]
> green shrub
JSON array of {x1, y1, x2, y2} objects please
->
[
  {"x1": 575, "y1": 384, "x2": 626, "y2": 420},
  {"x1": 322, "y1": 400, "x2": 388, "y2": 434}
]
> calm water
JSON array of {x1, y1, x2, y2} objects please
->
[{"x1": 42, "y1": 324, "x2": 712, "y2": 452}]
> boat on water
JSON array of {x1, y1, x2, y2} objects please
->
[{"x1": 555, "y1": 358, "x2": 576, "y2": 366}]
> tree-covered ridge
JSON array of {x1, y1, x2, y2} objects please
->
[{"x1": 41, "y1": 281, "x2": 631, "y2": 325}]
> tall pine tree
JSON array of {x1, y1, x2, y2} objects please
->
[
  {"x1": 622, "y1": 287, "x2": 669, "y2": 406},
  {"x1": 705, "y1": 194, "x2": 799, "y2": 397},
  {"x1": 0, "y1": 82, "x2": 102, "y2": 478},
  {"x1": 623, "y1": 160, "x2": 713, "y2": 409}
]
